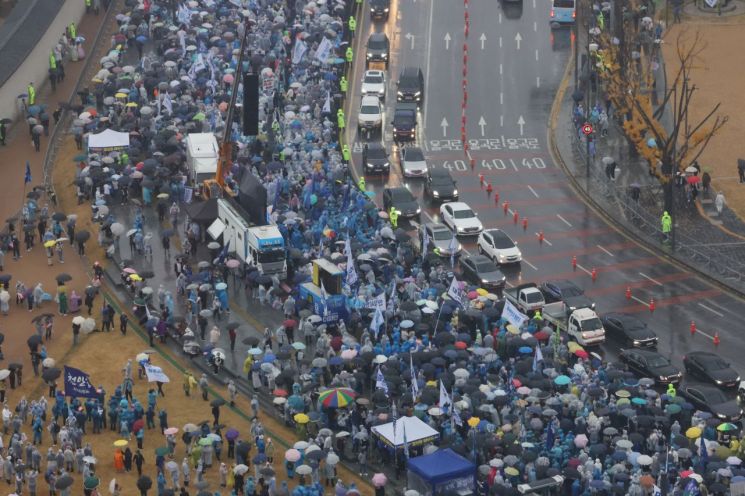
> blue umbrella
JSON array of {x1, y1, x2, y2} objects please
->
[
  {"x1": 554, "y1": 375, "x2": 571, "y2": 386},
  {"x1": 263, "y1": 353, "x2": 276, "y2": 363},
  {"x1": 518, "y1": 346, "x2": 533, "y2": 354},
  {"x1": 328, "y1": 356, "x2": 343, "y2": 366},
  {"x1": 631, "y1": 397, "x2": 647, "y2": 405},
  {"x1": 136, "y1": 35, "x2": 148, "y2": 43}
]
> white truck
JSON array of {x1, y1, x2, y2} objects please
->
[
  {"x1": 503, "y1": 283, "x2": 545, "y2": 313},
  {"x1": 543, "y1": 301, "x2": 606, "y2": 346},
  {"x1": 211, "y1": 198, "x2": 287, "y2": 279},
  {"x1": 185, "y1": 133, "x2": 220, "y2": 184}
]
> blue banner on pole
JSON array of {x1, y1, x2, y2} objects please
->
[{"x1": 63, "y1": 366, "x2": 99, "y2": 398}]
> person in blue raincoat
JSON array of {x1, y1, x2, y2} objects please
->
[
  {"x1": 216, "y1": 288, "x2": 229, "y2": 313},
  {"x1": 142, "y1": 185, "x2": 152, "y2": 206}
]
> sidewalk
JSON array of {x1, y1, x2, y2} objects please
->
[
  {"x1": 550, "y1": 22, "x2": 745, "y2": 293},
  {"x1": 0, "y1": 7, "x2": 106, "y2": 225}
]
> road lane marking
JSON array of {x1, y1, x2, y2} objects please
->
[
  {"x1": 631, "y1": 295, "x2": 649, "y2": 307},
  {"x1": 693, "y1": 328, "x2": 715, "y2": 340},
  {"x1": 535, "y1": 49, "x2": 539, "y2": 61},
  {"x1": 500, "y1": 115, "x2": 504, "y2": 127},
  {"x1": 575, "y1": 263, "x2": 593, "y2": 276},
  {"x1": 499, "y1": 13, "x2": 502, "y2": 23},
  {"x1": 499, "y1": 92, "x2": 503, "y2": 105},
  {"x1": 697, "y1": 302, "x2": 724, "y2": 317},
  {"x1": 523, "y1": 258, "x2": 538, "y2": 271},
  {"x1": 527, "y1": 185, "x2": 539, "y2": 198},
  {"x1": 506, "y1": 280, "x2": 514, "y2": 288},
  {"x1": 499, "y1": 63, "x2": 503, "y2": 75},
  {"x1": 638, "y1": 272, "x2": 662, "y2": 286},
  {"x1": 536, "y1": 76, "x2": 540, "y2": 88},
  {"x1": 423, "y1": 0, "x2": 434, "y2": 120},
  {"x1": 556, "y1": 214, "x2": 573, "y2": 227},
  {"x1": 499, "y1": 36, "x2": 503, "y2": 48},
  {"x1": 533, "y1": 21, "x2": 537, "y2": 31},
  {"x1": 596, "y1": 244, "x2": 614, "y2": 257}
]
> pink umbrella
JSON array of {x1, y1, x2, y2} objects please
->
[
  {"x1": 226, "y1": 259, "x2": 241, "y2": 269},
  {"x1": 574, "y1": 434, "x2": 588, "y2": 448},
  {"x1": 223, "y1": 74, "x2": 234, "y2": 84},
  {"x1": 467, "y1": 290, "x2": 478, "y2": 299},
  {"x1": 285, "y1": 448, "x2": 301, "y2": 462},
  {"x1": 164, "y1": 427, "x2": 179, "y2": 435},
  {"x1": 372, "y1": 473, "x2": 387, "y2": 487}
]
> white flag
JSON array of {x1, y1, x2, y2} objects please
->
[
  {"x1": 421, "y1": 231, "x2": 429, "y2": 258},
  {"x1": 162, "y1": 93, "x2": 173, "y2": 115},
  {"x1": 533, "y1": 345, "x2": 544, "y2": 372},
  {"x1": 375, "y1": 366, "x2": 388, "y2": 396},
  {"x1": 292, "y1": 39, "x2": 307, "y2": 65},
  {"x1": 322, "y1": 91, "x2": 331, "y2": 114},
  {"x1": 144, "y1": 364, "x2": 170, "y2": 383},
  {"x1": 410, "y1": 353, "x2": 418, "y2": 401},
  {"x1": 345, "y1": 238, "x2": 357, "y2": 286},
  {"x1": 314, "y1": 37, "x2": 333, "y2": 64},
  {"x1": 439, "y1": 380, "x2": 451, "y2": 412},
  {"x1": 447, "y1": 277, "x2": 466, "y2": 307},
  {"x1": 370, "y1": 307, "x2": 384, "y2": 337},
  {"x1": 320, "y1": 281, "x2": 329, "y2": 317}
]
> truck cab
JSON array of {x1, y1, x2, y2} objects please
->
[
  {"x1": 543, "y1": 302, "x2": 605, "y2": 346},
  {"x1": 503, "y1": 283, "x2": 545, "y2": 314},
  {"x1": 247, "y1": 225, "x2": 287, "y2": 279}
]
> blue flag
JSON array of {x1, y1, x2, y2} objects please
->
[
  {"x1": 546, "y1": 421, "x2": 555, "y2": 450},
  {"x1": 63, "y1": 366, "x2": 99, "y2": 398},
  {"x1": 24, "y1": 162, "x2": 32, "y2": 184}
]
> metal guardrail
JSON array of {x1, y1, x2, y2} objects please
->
[{"x1": 568, "y1": 120, "x2": 745, "y2": 290}]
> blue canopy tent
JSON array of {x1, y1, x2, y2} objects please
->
[{"x1": 406, "y1": 449, "x2": 476, "y2": 496}]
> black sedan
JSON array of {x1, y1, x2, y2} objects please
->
[
  {"x1": 619, "y1": 348, "x2": 682, "y2": 385},
  {"x1": 382, "y1": 187, "x2": 420, "y2": 219},
  {"x1": 540, "y1": 280, "x2": 595, "y2": 310},
  {"x1": 362, "y1": 142, "x2": 390, "y2": 174},
  {"x1": 683, "y1": 351, "x2": 740, "y2": 388},
  {"x1": 601, "y1": 313, "x2": 658, "y2": 348},
  {"x1": 459, "y1": 255, "x2": 506, "y2": 296},
  {"x1": 679, "y1": 384, "x2": 743, "y2": 422},
  {"x1": 423, "y1": 168, "x2": 458, "y2": 202}
]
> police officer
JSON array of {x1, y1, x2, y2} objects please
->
[
  {"x1": 342, "y1": 144, "x2": 351, "y2": 166},
  {"x1": 661, "y1": 211, "x2": 672, "y2": 243},
  {"x1": 389, "y1": 207, "x2": 399, "y2": 229},
  {"x1": 345, "y1": 46, "x2": 353, "y2": 73},
  {"x1": 337, "y1": 109, "x2": 345, "y2": 132},
  {"x1": 666, "y1": 383, "x2": 676, "y2": 398},
  {"x1": 348, "y1": 15, "x2": 356, "y2": 39},
  {"x1": 69, "y1": 22, "x2": 77, "y2": 40},
  {"x1": 339, "y1": 76, "x2": 348, "y2": 103},
  {"x1": 357, "y1": 177, "x2": 366, "y2": 192},
  {"x1": 27, "y1": 82, "x2": 36, "y2": 106},
  {"x1": 85, "y1": 0, "x2": 92, "y2": 13}
]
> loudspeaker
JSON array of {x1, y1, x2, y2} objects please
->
[{"x1": 242, "y1": 73, "x2": 259, "y2": 136}]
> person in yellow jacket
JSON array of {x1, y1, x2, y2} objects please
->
[
  {"x1": 667, "y1": 382, "x2": 676, "y2": 398},
  {"x1": 243, "y1": 354, "x2": 254, "y2": 380},
  {"x1": 49, "y1": 52, "x2": 57, "y2": 70},
  {"x1": 183, "y1": 371, "x2": 198, "y2": 396},
  {"x1": 357, "y1": 177, "x2": 366, "y2": 191},
  {"x1": 389, "y1": 207, "x2": 399, "y2": 228},
  {"x1": 27, "y1": 82, "x2": 36, "y2": 106}
]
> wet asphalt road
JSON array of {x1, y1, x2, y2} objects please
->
[{"x1": 344, "y1": 0, "x2": 745, "y2": 373}]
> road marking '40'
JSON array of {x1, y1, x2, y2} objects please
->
[{"x1": 436, "y1": 157, "x2": 548, "y2": 172}]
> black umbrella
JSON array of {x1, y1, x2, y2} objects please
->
[
  {"x1": 56, "y1": 273, "x2": 72, "y2": 283},
  {"x1": 226, "y1": 322, "x2": 241, "y2": 330},
  {"x1": 7, "y1": 363, "x2": 21, "y2": 370},
  {"x1": 137, "y1": 476, "x2": 152, "y2": 491},
  {"x1": 55, "y1": 475, "x2": 73, "y2": 490},
  {"x1": 236, "y1": 442, "x2": 250, "y2": 458},
  {"x1": 210, "y1": 398, "x2": 226, "y2": 407},
  {"x1": 51, "y1": 212, "x2": 67, "y2": 222},
  {"x1": 139, "y1": 270, "x2": 155, "y2": 279},
  {"x1": 242, "y1": 336, "x2": 259, "y2": 346},
  {"x1": 75, "y1": 230, "x2": 90, "y2": 242},
  {"x1": 0, "y1": 274, "x2": 11, "y2": 283},
  {"x1": 27, "y1": 335, "x2": 42, "y2": 347},
  {"x1": 42, "y1": 368, "x2": 61, "y2": 381},
  {"x1": 31, "y1": 313, "x2": 54, "y2": 323}
]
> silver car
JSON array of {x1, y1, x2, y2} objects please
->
[
  {"x1": 399, "y1": 146, "x2": 428, "y2": 177},
  {"x1": 419, "y1": 222, "x2": 462, "y2": 257}
]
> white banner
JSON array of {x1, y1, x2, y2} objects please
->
[
  {"x1": 144, "y1": 365, "x2": 170, "y2": 383},
  {"x1": 315, "y1": 37, "x2": 333, "y2": 64},
  {"x1": 501, "y1": 299, "x2": 529, "y2": 328},
  {"x1": 292, "y1": 40, "x2": 308, "y2": 65},
  {"x1": 365, "y1": 293, "x2": 387, "y2": 311}
]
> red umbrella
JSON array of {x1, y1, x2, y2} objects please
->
[
  {"x1": 534, "y1": 331, "x2": 549, "y2": 341},
  {"x1": 687, "y1": 175, "x2": 701, "y2": 184},
  {"x1": 574, "y1": 349, "x2": 589, "y2": 359},
  {"x1": 454, "y1": 341, "x2": 467, "y2": 350},
  {"x1": 283, "y1": 319, "x2": 297, "y2": 329},
  {"x1": 133, "y1": 418, "x2": 145, "y2": 433},
  {"x1": 272, "y1": 388, "x2": 288, "y2": 397}
]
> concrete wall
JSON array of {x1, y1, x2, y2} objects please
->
[{"x1": 0, "y1": 0, "x2": 86, "y2": 123}]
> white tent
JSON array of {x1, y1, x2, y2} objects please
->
[
  {"x1": 87, "y1": 129, "x2": 130, "y2": 151},
  {"x1": 371, "y1": 416, "x2": 440, "y2": 448}
]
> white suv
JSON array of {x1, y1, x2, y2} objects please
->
[
  {"x1": 358, "y1": 95, "x2": 383, "y2": 131},
  {"x1": 477, "y1": 229, "x2": 522, "y2": 264},
  {"x1": 361, "y1": 70, "x2": 386, "y2": 100}
]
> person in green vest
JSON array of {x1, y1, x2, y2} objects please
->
[
  {"x1": 49, "y1": 52, "x2": 57, "y2": 70},
  {"x1": 339, "y1": 76, "x2": 348, "y2": 103},
  {"x1": 337, "y1": 109, "x2": 345, "y2": 131},
  {"x1": 27, "y1": 82, "x2": 36, "y2": 106},
  {"x1": 69, "y1": 22, "x2": 77, "y2": 40},
  {"x1": 345, "y1": 46, "x2": 353, "y2": 72},
  {"x1": 357, "y1": 177, "x2": 366, "y2": 192},
  {"x1": 348, "y1": 15, "x2": 356, "y2": 38},
  {"x1": 389, "y1": 207, "x2": 398, "y2": 228},
  {"x1": 119, "y1": 151, "x2": 129, "y2": 167},
  {"x1": 271, "y1": 119, "x2": 280, "y2": 136},
  {"x1": 661, "y1": 210, "x2": 672, "y2": 242},
  {"x1": 342, "y1": 144, "x2": 350, "y2": 165},
  {"x1": 85, "y1": 0, "x2": 92, "y2": 13},
  {"x1": 666, "y1": 382, "x2": 676, "y2": 398},
  {"x1": 596, "y1": 12, "x2": 604, "y2": 31}
]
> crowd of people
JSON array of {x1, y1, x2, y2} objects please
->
[{"x1": 3, "y1": 0, "x2": 739, "y2": 493}]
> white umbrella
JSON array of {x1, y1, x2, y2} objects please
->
[
  {"x1": 81, "y1": 318, "x2": 96, "y2": 334},
  {"x1": 42, "y1": 358, "x2": 55, "y2": 367},
  {"x1": 110, "y1": 223, "x2": 125, "y2": 236},
  {"x1": 326, "y1": 453, "x2": 339, "y2": 465},
  {"x1": 295, "y1": 464, "x2": 312, "y2": 475},
  {"x1": 0, "y1": 370, "x2": 10, "y2": 380},
  {"x1": 233, "y1": 464, "x2": 249, "y2": 475},
  {"x1": 72, "y1": 316, "x2": 85, "y2": 325}
]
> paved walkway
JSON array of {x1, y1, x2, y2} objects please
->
[{"x1": 550, "y1": 20, "x2": 745, "y2": 293}]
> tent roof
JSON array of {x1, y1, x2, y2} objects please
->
[
  {"x1": 371, "y1": 416, "x2": 440, "y2": 447},
  {"x1": 183, "y1": 198, "x2": 218, "y2": 223},
  {"x1": 87, "y1": 129, "x2": 130, "y2": 150},
  {"x1": 406, "y1": 449, "x2": 476, "y2": 485}
]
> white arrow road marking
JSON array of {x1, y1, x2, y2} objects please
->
[
  {"x1": 440, "y1": 117, "x2": 449, "y2": 137},
  {"x1": 517, "y1": 115, "x2": 525, "y2": 136},
  {"x1": 479, "y1": 33, "x2": 487, "y2": 49},
  {"x1": 478, "y1": 116, "x2": 487, "y2": 137},
  {"x1": 444, "y1": 33, "x2": 451, "y2": 50},
  {"x1": 405, "y1": 32, "x2": 415, "y2": 50},
  {"x1": 515, "y1": 32, "x2": 522, "y2": 50}
]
